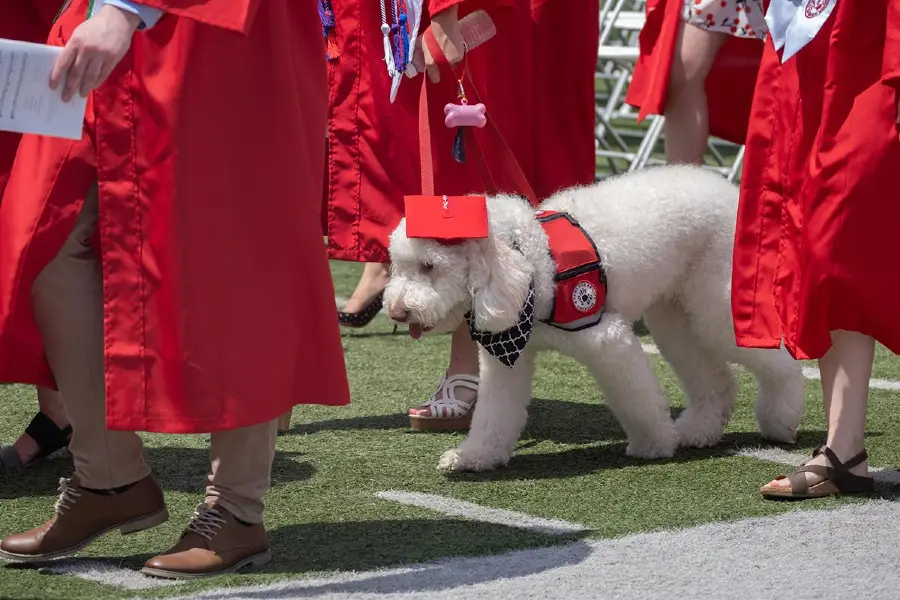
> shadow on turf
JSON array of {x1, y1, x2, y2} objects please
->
[
  {"x1": 285, "y1": 398, "x2": 629, "y2": 443},
  {"x1": 284, "y1": 398, "x2": 838, "y2": 451},
  {"x1": 450, "y1": 428, "x2": 841, "y2": 482},
  {"x1": 210, "y1": 519, "x2": 591, "y2": 598},
  {"x1": 0, "y1": 448, "x2": 314, "y2": 500},
  {"x1": 3, "y1": 521, "x2": 592, "y2": 598}
]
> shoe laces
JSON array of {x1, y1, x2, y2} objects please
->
[
  {"x1": 186, "y1": 503, "x2": 227, "y2": 540},
  {"x1": 54, "y1": 477, "x2": 82, "y2": 516}
]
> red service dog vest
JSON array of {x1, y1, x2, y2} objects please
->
[{"x1": 535, "y1": 210, "x2": 607, "y2": 331}]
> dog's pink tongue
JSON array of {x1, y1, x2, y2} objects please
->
[{"x1": 409, "y1": 324, "x2": 424, "y2": 340}]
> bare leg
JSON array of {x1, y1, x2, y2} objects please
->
[
  {"x1": 764, "y1": 330, "x2": 873, "y2": 490},
  {"x1": 446, "y1": 324, "x2": 480, "y2": 382},
  {"x1": 408, "y1": 323, "x2": 480, "y2": 425},
  {"x1": 664, "y1": 22, "x2": 728, "y2": 164},
  {"x1": 342, "y1": 262, "x2": 390, "y2": 314},
  {"x1": 1, "y1": 387, "x2": 71, "y2": 466}
]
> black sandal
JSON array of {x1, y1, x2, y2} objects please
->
[
  {"x1": 0, "y1": 412, "x2": 72, "y2": 468},
  {"x1": 760, "y1": 444, "x2": 874, "y2": 499},
  {"x1": 338, "y1": 291, "x2": 384, "y2": 328}
]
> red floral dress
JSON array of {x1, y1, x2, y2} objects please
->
[{"x1": 683, "y1": 0, "x2": 766, "y2": 39}]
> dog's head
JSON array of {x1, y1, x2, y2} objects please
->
[{"x1": 385, "y1": 194, "x2": 536, "y2": 338}]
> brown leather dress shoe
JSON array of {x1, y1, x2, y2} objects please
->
[
  {"x1": 141, "y1": 503, "x2": 271, "y2": 579},
  {"x1": 0, "y1": 475, "x2": 168, "y2": 563}
]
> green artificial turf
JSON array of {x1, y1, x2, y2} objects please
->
[{"x1": 0, "y1": 260, "x2": 898, "y2": 599}]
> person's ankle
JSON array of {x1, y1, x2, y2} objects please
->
[
  {"x1": 43, "y1": 406, "x2": 70, "y2": 429},
  {"x1": 823, "y1": 441, "x2": 869, "y2": 473},
  {"x1": 445, "y1": 362, "x2": 478, "y2": 378}
]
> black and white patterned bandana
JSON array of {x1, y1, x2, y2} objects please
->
[{"x1": 465, "y1": 282, "x2": 536, "y2": 368}]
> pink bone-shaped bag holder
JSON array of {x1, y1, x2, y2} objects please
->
[{"x1": 444, "y1": 103, "x2": 487, "y2": 128}]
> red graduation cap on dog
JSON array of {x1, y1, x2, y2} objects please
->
[{"x1": 404, "y1": 194, "x2": 489, "y2": 244}]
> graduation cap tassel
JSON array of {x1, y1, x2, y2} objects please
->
[{"x1": 380, "y1": 0, "x2": 396, "y2": 76}]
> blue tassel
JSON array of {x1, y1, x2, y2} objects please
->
[
  {"x1": 399, "y1": 13, "x2": 410, "y2": 68},
  {"x1": 452, "y1": 128, "x2": 467, "y2": 163}
]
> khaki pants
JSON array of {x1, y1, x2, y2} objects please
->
[{"x1": 30, "y1": 184, "x2": 277, "y2": 523}]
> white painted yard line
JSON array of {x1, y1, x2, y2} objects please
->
[
  {"x1": 375, "y1": 491, "x2": 589, "y2": 536},
  {"x1": 164, "y1": 501, "x2": 900, "y2": 600},
  {"x1": 732, "y1": 446, "x2": 900, "y2": 485},
  {"x1": 801, "y1": 365, "x2": 900, "y2": 391},
  {"x1": 39, "y1": 560, "x2": 182, "y2": 589}
]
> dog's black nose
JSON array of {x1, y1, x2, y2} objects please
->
[{"x1": 389, "y1": 307, "x2": 410, "y2": 322}]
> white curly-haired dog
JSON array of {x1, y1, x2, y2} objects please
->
[{"x1": 385, "y1": 165, "x2": 805, "y2": 472}]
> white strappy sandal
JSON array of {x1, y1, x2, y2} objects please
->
[{"x1": 407, "y1": 374, "x2": 479, "y2": 431}]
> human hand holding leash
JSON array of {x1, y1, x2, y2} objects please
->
[
  {"x1": 422, "y1": 5, "x2": 465, "y2": 83},
  {"x1": 51, "y1": 4, "x2": 142, "y2": 102}
]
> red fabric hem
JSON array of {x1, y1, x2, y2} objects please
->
[{"x1": 327, "y1": 246, "x2": 391, "y2": 263}]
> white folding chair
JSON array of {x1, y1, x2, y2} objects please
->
[{"x1": 594, "y1": 0, "x2": 746, "y2": 183}]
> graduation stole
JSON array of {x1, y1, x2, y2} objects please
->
[{"x1": 404, "y1": 29, "x2": 538, "y2": 367}]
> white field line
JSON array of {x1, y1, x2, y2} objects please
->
[
  {"x1": 165, "y1": 500, "x2": 900, "y2": 600},
  {"x1": 800, "y1": 366, "x2": 900, "y2": 391},
  {"x1": 375, "y1": 491, "x2": 589, "y2": 535},
  {"x1": 22, "y1": 448, "x2": 900, "y2": 600},
  {"x1": 39, "y1": 560, "x2": 182, "y2": 589}
]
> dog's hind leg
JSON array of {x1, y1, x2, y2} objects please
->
[
  {"x1": 568, "y1": 315, "x2": 678, "y2": 459},
  {"x1": 438, "y1": 347, "x2": 536, "y2": 473},
  {"x1": 726, "y1": 346, "x2": 805, "y2": 444},
  {"x1": 643, "y1": 299, "x2": 738, "y2": 448}
]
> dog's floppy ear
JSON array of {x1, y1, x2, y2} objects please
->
[{"x1": 466, "y1": 235, "x2": 533, "y2": 332}]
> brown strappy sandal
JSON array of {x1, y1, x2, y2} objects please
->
[{"x1": 761, "y1": 445, "x2": 875, "y2": 499}]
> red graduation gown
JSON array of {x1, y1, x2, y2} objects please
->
[
  {"x1": 0, "y1": 0, "x2": 351, "y2": 433},
  {"x1": 625, "y1": 0, "x2": 765, "y2": 145},
  {"x1": 0, "y1": 0, "x2": 59, "y2": 194},
  {"x1": 325, "y1": 0, "x2": 600, "y2": 262},
  {"x1": 732, "y1": 0, "x2": 900, "y2": 360}
]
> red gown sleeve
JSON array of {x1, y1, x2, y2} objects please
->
[
  {"x1": 882, "y1": 0, "x2": 900, "y2": 87},
  {"x1": 132, "y1": 0, "x2": 261, "y2": 34}
]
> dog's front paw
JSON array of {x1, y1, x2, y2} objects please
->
[
  {"x1": 625, "y1": 437, "x2": 677, "y2": 460},
  {"x1": 675, "y1": 410, "x2": 725, "y2": 448},
  {"x1": 437, "y1": 447, "x2": 509, "y2": 473},
  {"x1": 625, "y1": 423, "x2": 678, "y2": 459}
]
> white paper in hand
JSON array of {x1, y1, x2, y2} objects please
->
[{"x1": 0, "y1": 38, "x2": 87, "y2": 140}]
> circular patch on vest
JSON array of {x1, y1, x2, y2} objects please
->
[
  {"x1": 804, "y1": 0, "x2": 829, "y2": 18},
  {"x1": 572, "y1": 282, "x2": 598, "y2": 313}
]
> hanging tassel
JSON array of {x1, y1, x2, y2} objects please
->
[
  {"x1": 325, "y1": 29, "x2": 342, "y2": 61},
  {"x1": 399, "y1": 11, "x2": 410, "y2": 69},
  {"x1": 392, "y1": 23, "x2": 403, "y2": 74},
  {"x1": 318, "y1": 0, "x2": 342, "y2": 61},
  {"x1": 382, "y1": 24, "x2": 396, "y2": 76}
]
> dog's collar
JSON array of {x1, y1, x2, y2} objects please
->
[{"x1": 464, "y1": 281, "x2": 536, "y2": 368}]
